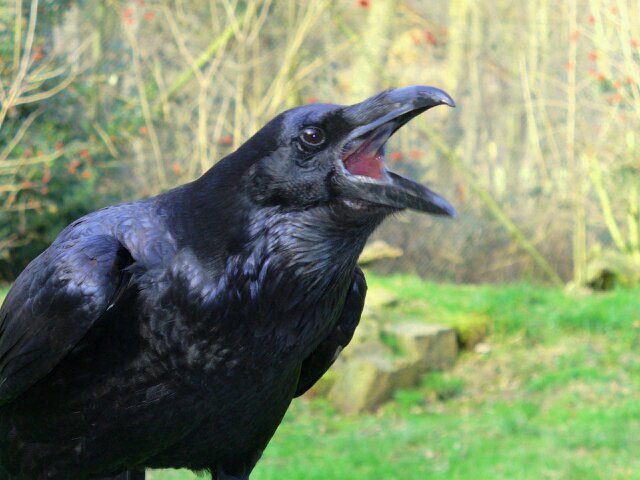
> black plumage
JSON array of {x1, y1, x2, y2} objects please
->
[{"x1": 0, "y1": 86, "x2": 455, "y2": 479}]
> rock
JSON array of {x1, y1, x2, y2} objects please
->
[
  {"x1": 390, "y1": 357, "x2": 423, "y2": 390},
  {"x1": 474, "y1": 342, "x2": 492, "y2": 354},
  {"x1": 362, "y1": 286, "x2": 399, "y2": 319},
  {"x1": 384, "y1": 323, "x2": 458, "y2": 370},
  {"x1": 324, "y1": 324, "x2": 460, "y2": 413},
  {"x1": 328, "y1": 350, "x2": 395, "y2": 414},
  {"x1": 327, "y1": 342, "x2": 424, "y2": 414},
  {"x1": 348, "y1": 317, "x2": 382, "y2": 347},
  {"x1": 358, "y1": 240, "x2": 403, "y2": 266},
  {"x1": 446, "y1": 312, "x2": 490, "y2": 350},
  {"x1": 344, "y1": 340, "x2": 392, "y2": 358}
]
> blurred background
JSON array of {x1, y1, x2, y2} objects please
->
[{"x1": 1, "y1": 1, "x2": 639, "y2": 479}]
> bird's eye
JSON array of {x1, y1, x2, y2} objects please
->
[{"x1": 299, "y1": 127, "x2": 325, "y2": 147}]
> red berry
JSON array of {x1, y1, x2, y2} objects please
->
[
  {"x1": 122, "y1": 7, "x2": 134, "y2": 25},
  {"x1": 424, "y1": 31, "x2": 438, "y2": 46},
  {"x1": 218, "y1": 134, "x2": 233, "y2": 146},
  {"x1": 609, "y1": 93, "x2": 623, "y2": 104}
]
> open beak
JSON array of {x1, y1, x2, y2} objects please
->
[{"x1": 334, "y1": 85, "x2": 456, "y2": 217}]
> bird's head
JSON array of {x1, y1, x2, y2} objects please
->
[{"x1": 243, "y1": 85, "x2": 456, "y2": 217}]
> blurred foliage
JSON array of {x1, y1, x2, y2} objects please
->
[
  {"x1": 0, "y1": 0, "x2": 639, "y2": 284},
  {"x1": 0, "y1": 0, "x2": 132, "y2": 278},
  {"x1": 419, "y1": 371, "x2": 465, "y2": 401}
]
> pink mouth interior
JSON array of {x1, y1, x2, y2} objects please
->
[{"x1": 343, "y1": 150, "x2": 386, "y2": 180}]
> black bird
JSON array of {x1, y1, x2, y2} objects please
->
[{"x1": 0, "y1": 86, "x2": 455, "y2": 479}]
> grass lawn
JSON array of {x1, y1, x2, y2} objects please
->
[{"x1": 2, "y1": 278, "x2": 639, "y2": 479}]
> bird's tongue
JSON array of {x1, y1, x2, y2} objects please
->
[
  {"x1": 343, "y1": 151, "x2": 386, "y2": 180},
  {"x1": 343, "y1": 123, "x2": 392, "y2": 180}
]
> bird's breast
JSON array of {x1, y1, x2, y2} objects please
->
[{"x1": 140, "y1": 243, "x2": 355, "y2": 386}]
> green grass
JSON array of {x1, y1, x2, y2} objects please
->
[
  {"x1": 149, "y1": 333, "x2": 640, "y2": 480},
  {"x1": 368, "y1": 275, "x2": 640, "y2": 339},
  {"x1": 2, "y1": 278, "x2": 640, "y2": 479}
]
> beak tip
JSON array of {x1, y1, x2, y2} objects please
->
[
  {"x1": 410, "y1": 85, "x2": 456, "y2": 109},
  {"x1": 430, "y1": 192, "x2": 457, "y2": 217},
  {"x1": 439, "y1": 202, "x2": 458, "y2": 218},
  {"x1": 423, "y1": 87, "x2": 455, "y2": 108}
]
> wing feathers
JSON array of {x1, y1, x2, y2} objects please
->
[{"x1": 0, "y1": 235, "x2": 134, "y2": 405}]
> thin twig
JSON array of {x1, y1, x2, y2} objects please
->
[
  {"x1": 151, "y1": 6, "x2": 251, "y2": 114},
  {"x1": 0, "y1": 107, "x2": 43, "y2": 163},
  {"x1": 0, "y1": 0, "x2": 39, "y2": 129},
  {"x1": 124, "y1": 25, "x2": 168, "y2": 188}
]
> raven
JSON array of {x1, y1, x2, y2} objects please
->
[{"x1": 0, "y1": 86, "x2": 455, "y2": 479}]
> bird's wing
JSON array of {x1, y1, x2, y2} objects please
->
[
  {"x1": 0, "y1": 234, "x2": 134, "y2": 406},
  {"x1": 294, "y1": 266, "x2": 367, "y2": 397}
]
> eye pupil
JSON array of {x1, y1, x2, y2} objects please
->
[{"x1": 300, "y1": 127, "x2": 325, "y2": 146}]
